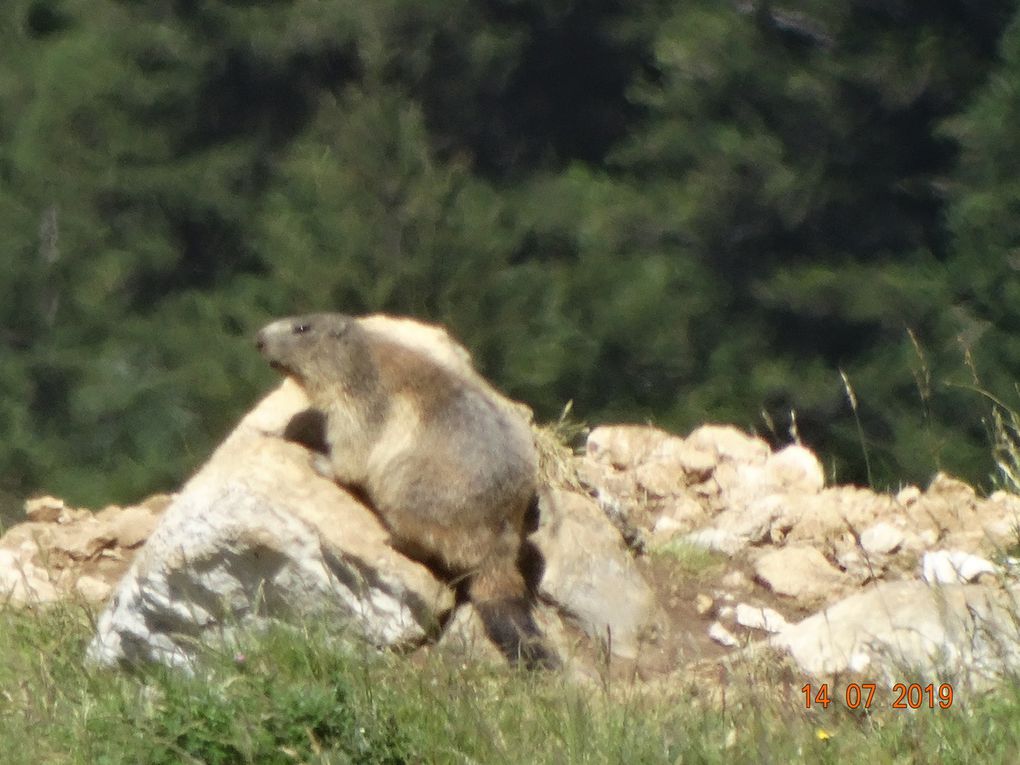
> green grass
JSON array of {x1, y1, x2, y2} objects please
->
[
  {"x1": 3, "y1": 604, "x2": 1020, "y2": 763},
  {"x1": 649, "y1": 539, "x2": 729, "y2": 581}
]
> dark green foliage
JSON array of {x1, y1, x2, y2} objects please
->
[
  {"x1": 3, "y1": 0, "x2": 1020, "y2": 514},
  {"x1": 944, "y1": 10, "x2": 1020, "y2": 415}
]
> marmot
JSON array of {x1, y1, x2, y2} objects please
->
[{"x1": 256, "y1": 313, "x2": 557, "y2": 668}]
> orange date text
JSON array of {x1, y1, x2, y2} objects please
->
[{"x1": 801, "y1": 682, "x2": 954, "y2": 710}]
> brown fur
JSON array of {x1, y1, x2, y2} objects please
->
[{"x1": 256, "y1": 313, "x2": 557, "y2": 668}]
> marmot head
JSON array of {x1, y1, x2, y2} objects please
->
[{"x1": 256, "y1": 313, "x2": 377, "y2": 399}]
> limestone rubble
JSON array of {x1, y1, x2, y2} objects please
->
[{"x1": 4, "y1": 408, "x2": 1020, "y2": 693}]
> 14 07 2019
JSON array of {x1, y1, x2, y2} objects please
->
[{"x1": 802, "y1": 682, "x2": 954, "y2": 710}]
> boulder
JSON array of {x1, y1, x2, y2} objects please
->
[
  {"x1": 772, "y1": 580, "x2": 1020, "y2": 690},
  {"x1": 532, "y1": 488, "x2": 659, "y2": 659},
  {"x1": 754, "y1": 546, "x2": 848, "y2": 602},
  {"x1": 87, "y1": 380, "x2": 454, "y2": 669}
]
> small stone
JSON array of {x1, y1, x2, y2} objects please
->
[
  {"x1": 896, "y1": 485, "x2": 922, "y2": 506},
  {"x1": 764, "y1": 445, "x2": 825, "y2": 493},
  {"x1": 835, "y1": 549, "x2": 875, "y2": 584},
  {"x1": 586, "y1": 425, "x2": 672, "y2": 469},
  {"x1": 24, "y1": 496, "x2": 65, "y2": 523},
  {"x1": 926, "y1": 474, "x2": 978, "y2": 509},
  {"x1": 55, "y1": 526, "x2": 117, "y2": 561},
  {"x1": 983, "y1": 518, "x2": 1020, "y2": 547},
  {"x1": 921, "y1": 550, "x2": 997, "y2": 585},
  {"x1": 651, "y1": 439, "x2": 718, "y2": 481},
  {"x1": 57, "y1": 508, "x2": 90, "y2": 524},
  {"x1": 694, "y1": 593, "x2": 715, "y2": 616},
  {"x1": 720, "y1": 570, "x2": 752, "y2": 590},
  {"x1": 735, "y1": 603, "x2": 790, "y2": 633},
  {"x1": 658, "y1": 496, "x2": 710, "y2": 531},
  {"x1": 0, "y1": 549, "x2": 58, "y2": 603},
  {"x1": 652, "y1": 515, "x2": 684, "y2": 538},
  {"x1": 634, "y1": 461, "x2": 684, "y2": 497},
  {"x1": 75, "y1": 575, "x2": 112, "y2": 602},
  {"x1": 684, "y1": 528, "x2": 744, "y2": 556},
  {"x1": 686, "y1": 425, "x2": 771, "y2": 464},
  {"x1": 708, "y1": 621, "x2": 740, "y2": 647},
  {"x1": 860, "y1": 522, "x2": 904, "y2": 556},
  {"x1": 140, "y1": 493, "x2": 174, "y2": 514}
]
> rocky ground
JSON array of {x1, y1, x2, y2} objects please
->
[{"x1": 4, "y1": 382, "x2": 1020, "y2": 700}]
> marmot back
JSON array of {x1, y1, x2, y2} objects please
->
[{"x1": 256, "y1": 312, "x2": 557, "y2": 668}]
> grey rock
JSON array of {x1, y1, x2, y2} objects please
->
[{"x1": 533, "y1": 488, "x2": 658, "y2": 659}]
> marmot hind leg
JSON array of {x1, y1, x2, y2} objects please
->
[{"x1": 469, "y1": 551, "x2": 560, "y2": 670}]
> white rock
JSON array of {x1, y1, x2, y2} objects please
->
[
  {"x1": 75, "y1": 575, "x2": 113, "y2": 602},
  {"x1": 586, "y1": 425, "x2": 673, "y2": 469},
  {"x1": 686, "y1": 425, "x2": 771, "y2": 464},
  {"x1": 896, "y1": 485, "x2": 922, "y2": 506},
  {"x1": 721, "y1": 570, "x2": 752, "y2": 590},
  {"x1": 835, "y1": 549, "x2": 874, "y2": 584},
  {"x1": 763, "y1": 445, "x2": 825, "y2": 494},
  {"x1": 708, "y1": 621, "x2": 740, "y2": 647},
  {"x1": 650, "y1": 439, "x2": 717, "y2": 481},
  {"x1": 754, "y1": 546, "x2": 847, "y2": 600},
  {"x1": 634, "y1": 461, "x2": 684, "y2": 497},
  {"x1": 860, "y1": 522, "x2": 905, "y2": 555},
  {"x1": 773, "y1": 580, "x2": 1020, "y2": 689},
  {"x1": 712, "y1": 496, "x2": 785, "y2": 546},
  {"x1": 684, "y1": 528, "x2": 744, "y2": 556},
  {"x1": 734, "y1": 603, "x2": 789, "y2": 633},
  {"x1": 921, "y1": 550, "x2": 998, "y2": 585},
  {"x1": 652, "y1": 515, "x2": 684, "y2": 537},
  {"x1": 24, "y1": 495, "x2": 66, "y2": 523},
  {"x1": 0, "y1": 548, "x2": 58, "y2": 604},
  {"x1": 982, "y1": 517, "x2": 1020, "y2": 547}
]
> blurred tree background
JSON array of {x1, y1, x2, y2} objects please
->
[{"x1": 3, "y1": 0, "x2": 1020, "y2": 519}]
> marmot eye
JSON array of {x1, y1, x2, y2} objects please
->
[{"x1": 294, "y1": 323, "x2": 310, "y2": 334}]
